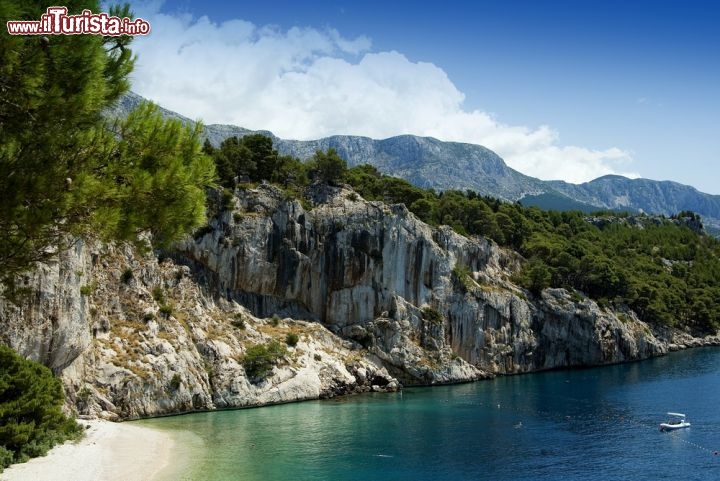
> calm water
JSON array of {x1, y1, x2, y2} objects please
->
[{"x1": 141, "y1": 348, "x2": 720, "y2": 481}]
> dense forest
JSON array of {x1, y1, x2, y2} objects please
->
[{"x1": 206, "y1": 134, "x2": 720, "y2": 335}]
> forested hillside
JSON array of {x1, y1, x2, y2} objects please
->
[{"x1": 205, "y1": 135, "x2": 720, "y2": 335}]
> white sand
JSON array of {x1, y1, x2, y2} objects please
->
[{"x1": 0, "y1": 419, "x2": 180, "y2": 481}]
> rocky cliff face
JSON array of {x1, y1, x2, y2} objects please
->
[
  {"x1": 1, "y1": 183, "x2": 717, "y2": 420},
  {"x1": 1, "y1": 237, "x2": 399, "y2": 421},
  {"x1": 183, "y1": 184, "x2": 686, "y2": 378}
]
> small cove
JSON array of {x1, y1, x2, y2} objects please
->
[{"x1": 139, "y1": 347, "x2": 720, "y2": 481}]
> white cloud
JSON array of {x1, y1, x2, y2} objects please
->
[{"x1": 129, "y1": 2, "x2": 639, "y2": 184}]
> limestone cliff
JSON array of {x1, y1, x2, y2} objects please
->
[
  {"x1": 180, "y1": 184, "x2": 691, "y2": 380},
  {"x1": 1, "y1": 237, "x2": 398, "y2": 420},
  {"x1": 1, "y1": 183, "x2": 717, "y2": 420}
]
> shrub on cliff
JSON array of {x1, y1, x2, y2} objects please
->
[
  {"x1": 242, "y1": 340, "x2": 288, "y2": 381},
  {"x1": 285, "y1": 332, "x2": 300, "y2": 347},
  {"x1": 421, "y1": 307, "x2": 444, "y2": 325},
  {"x1": 0, "y1": 345, "x2": 81, "y2": 471}
]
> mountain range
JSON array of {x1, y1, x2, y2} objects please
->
[{"x1": 115, "y1": 92, "x2": 720, "y2": 233}]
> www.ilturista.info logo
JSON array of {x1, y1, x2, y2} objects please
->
[{"x1": 6, "y1": 6, "x2": 150, "y2": 36}]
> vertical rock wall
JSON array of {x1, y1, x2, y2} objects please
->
[{"x1": 2, "y1": 183, "x2": 706, "y2": 419}]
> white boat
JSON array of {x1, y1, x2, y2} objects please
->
[{"x1": 659, "y1": 412, "x2": 690, "y2": 431}]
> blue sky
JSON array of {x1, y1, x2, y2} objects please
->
[{"x1": 126, "y1": 1, "x2": 720, "y2": 194}]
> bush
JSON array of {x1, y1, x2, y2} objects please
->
[
  {"x1": 0, "y1": 446, "x2": 14, "y2": 471},
  {"x1": 421, "y1": 306, "x2": 443, "y2": 325},
  {"x1": 452, "y1": 263, "x2": 474, "y2": 291},
  {"x1": 120, "y1": 269, "x2": 134, "y2": 284},
  {"x1": 242, "y1": 340, "x2": 287, "y2": 380},
  {"x1": 169, "y1": 373, "x2": 182, "y2": 391},
  {"x1": 270, "y1": 314, "x2": 280, "y2": 327},
  {"x1": 79, "y1": 283, "x2": 96, "y2": 296},
  {"x1": 221, "y1": 188, "x2": 235, "y2": 211},
  {"x1": 285, "y1": 332, "x2": 299, "y2": 347},
  {"x1": 0, "y1": 345, "x2": 81, "y2": 471},
  {"x1": 158, "y1": 304, "x2": 173, "y2": 318},
  {"x1": 151, "y1": 286, "x2": 165, "y2": 303},
  {"x1": 231, "y1": 314, "x2": 246, "y2": 330}
]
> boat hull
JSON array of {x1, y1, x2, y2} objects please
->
[{"x1": 659, "y1": 422, "x2": 690, "y2": 432}]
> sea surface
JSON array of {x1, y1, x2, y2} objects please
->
[{"x1": 140, "y1": 347, "x2": 720, "y2": 481}]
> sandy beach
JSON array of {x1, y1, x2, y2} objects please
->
[{"x1": 0, "y1": 419, "x2": 182, "y2": 481}]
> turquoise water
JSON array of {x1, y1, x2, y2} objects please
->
[{"x1": 141, "y1": 348, "x2": 720, "y2": 480}]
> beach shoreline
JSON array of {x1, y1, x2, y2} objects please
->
[{"x1": 0, "y1": 419, "x2": 182, "y2": 481}]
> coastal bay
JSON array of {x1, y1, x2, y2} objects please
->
[{"x1": 141, "y1": 347, "x2": 720, "y2": 481}]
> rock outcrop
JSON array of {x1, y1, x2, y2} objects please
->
[
  {"x1": 1, "y1": 238, "x2": 398, "y2": 421},
  {"x1": 1, "y1": 183, "x2": 717, "y2": 420}
]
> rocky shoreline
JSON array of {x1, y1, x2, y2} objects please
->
[{"x1": 1, "y1": 183, "x2": 718, "y2": 421}]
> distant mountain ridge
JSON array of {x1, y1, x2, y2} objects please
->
[
  {"x1": 204, "y1": 123, "x2": 548, "y2": 200},
  {"x1": 549, "y1": 176, "x2": 720, "y2": 221},
  {"x1": 113, "y1": 92, "x2": 720, "y2": 232}
]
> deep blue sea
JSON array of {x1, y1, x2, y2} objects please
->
[{"x1": 141, "y1": 347, "x2": 720, "y2": 481}]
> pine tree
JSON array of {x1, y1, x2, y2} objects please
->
[
  {"x1": 0, "y1": 0, "x2": 215, "y2": 285},
  {"x1": 312, "y1": 148, "x2": 347, "y2": 185}
]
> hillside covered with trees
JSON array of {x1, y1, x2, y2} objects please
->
[{"x1": 206, "y1": 134, "x2": 720, "y2": 335}]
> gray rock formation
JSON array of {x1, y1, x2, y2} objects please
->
[
  {"x1": 1, "y1": 237, "x2": 398, "y2": 420},
  {"x1": 2, "y1": 183, "x2": 718, "y2": 421},
  {"x1": 0, "y1": 240, "x2": 93, "y2": 374},
  {"x1": 179, "y1": 184, "x2": 713, "y2": 380}
]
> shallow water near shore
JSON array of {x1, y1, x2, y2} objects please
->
[{"x1": 140, "y1": 347, "x2": 720, "y2": 481}]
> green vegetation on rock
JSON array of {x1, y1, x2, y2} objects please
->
[
  {"x1": 0, "y1": 345, "x2": 81, "y2": 472},
  {"x1": 0, "y1": 0, "x2": 215, "y2": 288},
  {"x1": 242, "y1": 340, "x2": 288, "y2": 381},
  {"x1": 202, "y1": 132, "x2": 720, "y2": 335},
  {"x1": 285, "y1": 332, "x2": 300, "y2": 347}
]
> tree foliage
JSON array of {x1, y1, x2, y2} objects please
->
[
  {"x1": 208, "y1": 134, "x2": 311, "y2": 189},
  {"x1": 0, "y1": 345, "x2": 81, "y2": 471},
  {"x1": 0, "y1": 0, "x2": 215, "y2": 285},
  {"x1": 311, "y1": 148, "x2": 347, "y2": 185},
  {"x1": 98, "y1": 103, "x2": 216, "y2": 246}
]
